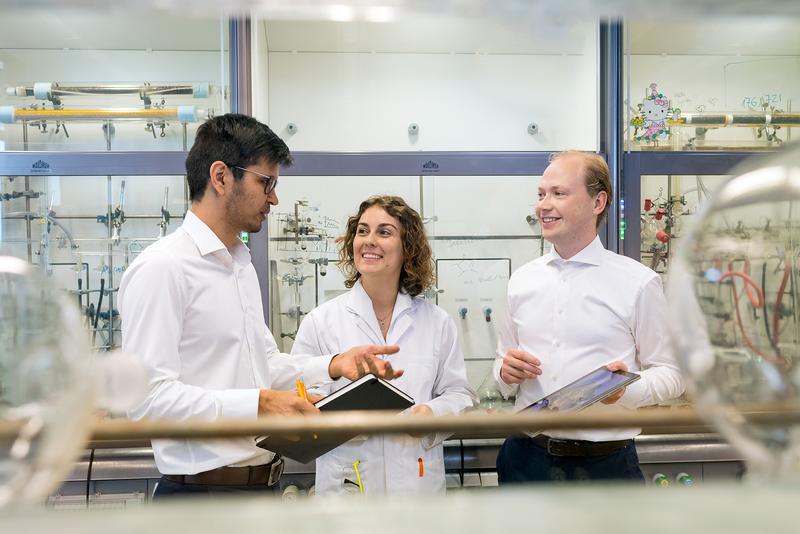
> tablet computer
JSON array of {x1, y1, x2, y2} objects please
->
[
  {"x1": 523, "y1": 366, "x2": 640, "y2": 413},
  {"x1": 256, "y1": 374, "x2": 414, "y2": 463}
]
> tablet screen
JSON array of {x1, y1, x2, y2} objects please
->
[{"x1": 524, "y1": 367, "x2": 639, "y2": 413}]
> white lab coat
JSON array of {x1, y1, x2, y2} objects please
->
[{"x1": 291, "y1": 280, "x2": 477, "y2": 496}]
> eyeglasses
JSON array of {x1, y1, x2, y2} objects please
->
[{"x1": 232, "y1": 165, "x2": 279, "y2": 195}]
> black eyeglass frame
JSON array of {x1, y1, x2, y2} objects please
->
[{"x1": 230, "y1": 164, "x2": 279, "y2": 195}]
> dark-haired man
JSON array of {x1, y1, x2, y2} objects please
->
[
  {"x1": 120, "y1": 114, "x2": 401, "y2": 498},
  {"x1": 493, "y1": 151, "x2": 685, "y2": 484}
]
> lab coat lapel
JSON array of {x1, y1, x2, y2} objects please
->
[
  {"x1": 386, "y1": 291, "x2": 414, "y2": 344},
  {"x1": 346, "y1": 281, "x2": 384, "y2": 345}
]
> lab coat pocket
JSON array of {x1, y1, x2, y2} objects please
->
[
  {"x1": 340, "y1": 461, "x2": 367, "y2": 496},
  {"x1": 388, "y1": 434, "x2": 446, "y2": 493}
]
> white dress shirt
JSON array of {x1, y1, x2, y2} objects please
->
[
  {"x1": 291, "y1": 280, "x2": 478, "y2": 495},
  {"x1": 493, "y1": 236, "x2": 685, "y2": 442},
  {"x1": 120, "y1": 210, "x2": 334, "y2": 475}
]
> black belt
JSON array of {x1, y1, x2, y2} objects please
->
[
  {"x1": 529, "y1": 434, "x2": 632, "y2": 457},
  {"x1": 163, "y1": 456, "x2": 284, "y2": 486}
]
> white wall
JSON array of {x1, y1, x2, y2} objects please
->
[{"x1": 267, "y1": 51, "x2": 598, "y2": 151}]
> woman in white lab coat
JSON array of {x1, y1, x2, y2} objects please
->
[{"x1": 292, "y1": 195, "x2": 477, "y2": 496}]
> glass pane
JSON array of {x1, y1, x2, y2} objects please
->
[
  {"x1": 254, "y1": 17, "x2": 599, "y2": 151},
  {"x1": 625, "y1": 19, "x2": 800, "y2": 151},
  {"x1": 0, "y1": 10, "x2": 229, "y2": 151},
  {"x1": 639, "y1": 174, "x2": 729, "y2": 274},
  {"x1": 0, "y1": 174, "x2": 188, "y2": 350},
  {"x1": 268, "y1": 175, "x2": 544, "y2": 390}
]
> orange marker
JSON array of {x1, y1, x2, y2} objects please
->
[
  {"x1": 296, "y1": 379, "x2": 308, "y2": 401},
  {"x1": 418, "y1": 457, "x2": 424, "y2": 478},
  {"x1": 296, "y1": 380, "x2": 317, "y2": 439}
]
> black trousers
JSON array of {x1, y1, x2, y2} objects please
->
[
  {"x1": 153, "y1": 476, "x2": 278, "y2": 500},
  {"x1": 496, "y1": 436, "x2": 645, "y2": 484}
]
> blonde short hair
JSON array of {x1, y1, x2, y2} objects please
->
[{"x1": 550, "y1": 151, "x2": 612, "y2": 229}]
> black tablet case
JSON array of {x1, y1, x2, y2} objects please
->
[{"x1": 256, "y1": 375, "x2": 414, "y2": 464}]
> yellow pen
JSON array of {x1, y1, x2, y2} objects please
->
[
  {"x1": 352, "y1": 460, "x2": 364, "y2": 495},
  {"x1": 296, "y1": 379, "x2": 308, "y2": 401}
]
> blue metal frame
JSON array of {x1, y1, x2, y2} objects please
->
[
  {"x1": 284, "y1": 151, "x2": 553, "y2": 176},
  {"x1": 600, "y1": 21, "x2": 623, "y2": 253},
  {"x1": 0, "y1": 151, "x2": 188, "y2": 176},
  {"x1": 0, "y1": 151, "x2": 555, "y2": 177}
]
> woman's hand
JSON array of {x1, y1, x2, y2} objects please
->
[
  {"x1": 329, "y1": 345, "x2": 404, "y2": 380},
  {"x1": 408, "y1": 403, "x2": 433, "y2": 438}
]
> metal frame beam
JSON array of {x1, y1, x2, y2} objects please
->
[
  {"x1": 0, "y1": 151, "x2": 555, "y2": 177},
  {"x1": 600, "y1": 20, "x2": 623, "y2": 254},
  {"x1": 0, "y1": 151, "x2": 188, "y2": 176}
]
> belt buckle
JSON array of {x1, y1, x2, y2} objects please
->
[
  {"x1": 546, "y1": 438, "x2": 568, "y2": 457},
  {"x1": 268, "y1": 458, "x2": 284, "y2": 486}
]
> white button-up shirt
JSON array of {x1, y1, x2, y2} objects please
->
[
  {"x1": 493, "y1": 236, "x2": 685, "y2": 441},
  {"x1": 120, "y1": 210, "x2": 333, "y2": 475},
  {"x1": 292, "y1": 280, "x2": 477, "y2": 495}
]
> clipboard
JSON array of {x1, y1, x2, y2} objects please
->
[{"x1": 256, "y1": 374, "x2": 414, "y2": 464}]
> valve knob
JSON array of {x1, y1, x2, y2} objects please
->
[{"x1": 652, "y1": 473, "x2": 670, "y2": 487}]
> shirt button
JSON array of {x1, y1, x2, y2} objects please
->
[
  {"x1": 557, "y1": 309, "x2": 563, "y2": 315},
  {"x1": 552, "y1": 375, "x2": 558, "y2": 382}
]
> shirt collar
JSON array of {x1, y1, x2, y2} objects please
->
[
  {"x1": 182, "y1": 210, "x2": 251, "y2": 266},
  {"x1": 347, "y1": 278, "x2": 414, "y2": 318},
  {"x1": 546, "y1": 235, "x2": 605, "y2": 266}
]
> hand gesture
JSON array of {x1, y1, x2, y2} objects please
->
[
  {"x1": 500, "y1": 349, "x2": 542, "y2": 384},
  {"x1": 329, "y1": 344, "x2": 404, "y2": 381}
]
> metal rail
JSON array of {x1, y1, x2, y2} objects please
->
[
  {"x1": 675, "y1": 113, "x2": 800, "y2": 128},
  {"x1": 0, "y1": 107, "x2": 200, "y2": 123},
  {"x1": 1, "y1": 406, "x2": 796, "y2": 441},
  {"x1": 5, "y1": 83, "x2": 208, "y2": 98}
]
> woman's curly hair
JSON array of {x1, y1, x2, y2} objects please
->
[{"x1": 339, "y1": 195, "x2": 434, "y2": 297}]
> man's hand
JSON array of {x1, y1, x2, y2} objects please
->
[
  {"x1": 408, "y1": 403, "x2": 433, "y2": 438},
  {"x1": 500, "y1": 349, "x2": 542, "y2": 384},
  {"x1": 329, "y1": 345, "x2": 404, "y2": 381},
  {"x1": 601, "y1": 361, "x2": 628, "y2": 405},
  {"x1": 258, "y1": 390, "x2": 320, "y2": 416}
]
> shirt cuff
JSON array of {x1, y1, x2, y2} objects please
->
[
  {"x1": 216, "y1": 388, "x2": 261, "y2": 419},
  {"x1": 493, "y1": 363, "x2": 519, "y2": 399},
  {"x1": 616, "y1": 377, "x2": 650, "y2": 409},
  {"x1": 303, "y1": 353, "x2": 337, "y2": 386},
  {"x1": 419, "y1": 402, "x2": 449, "y2": 450}
]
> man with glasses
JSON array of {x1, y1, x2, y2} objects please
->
[{"x1": 119, "y1": 114, "x2": 402, "y2": 499}]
